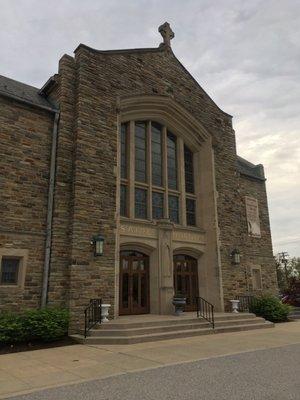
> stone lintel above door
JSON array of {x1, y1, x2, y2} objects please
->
[{"x1": 119, "y1": 218, "x2": 206, "y2": 251}]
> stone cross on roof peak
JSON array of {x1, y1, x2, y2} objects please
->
[{"x1": 158, "y1": 22, "x2": 174, "y2": 47}]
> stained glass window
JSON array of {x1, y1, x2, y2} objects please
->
[
  {"x1": 184, "y1": 145, "x2": 194, "y2": 193},
  {"x1": 135, "y1": 188, "x2": 147, "y2": 219},
  {"x1": 186, "y1": 198, "x2": 196, "y2": 226},
  {"x1": 121, "y1": 120, "x2": 197, "y2": 226},
  {"x1": 135, "y1": 122, "x2": 147, "y2": 182},
  {"x1": 120, "y1": 185, "x2": 127, "y2": 217},
  {"x1": 167, "y1": 132, "x2": 177, "y2": 190},
  {"x1": 168, "y1": 195, "x2": 179, "y2": 224},
  {"x1": 152, "y1": 192, "x2": 164, "y2": 220},
  {"x1": 120, "y1": 123, "x2": 128, "y2": 179},
  {"x1": 151, "y1": 122, "x2": 162, "y2": 187}
]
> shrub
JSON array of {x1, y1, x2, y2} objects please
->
[
  {"x1": 0, "y1": 308, "x2": 69, "y2": 345},
  {"x1": 0, "y1": 313, "x2": 26, "y2": 344},
  {"x1": 250, "y1": 295, "x2": 291, "y2": 322},
  {"x1": 23, "y1": 308, "x2": 69, "y2": 342}
]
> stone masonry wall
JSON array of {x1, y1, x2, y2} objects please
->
[
  {"x1": 67, "y1": 44, "x2": 277, "y2": 320},
  {"x1": 64, "y1": 44, "x2": 239, "y2": 328},
  {"x1": 221, "y1": 172, "x2": 278, "y2": 310},
  {"x1": 46, "y1": 55, "x2": 76, "y2": 308},
  {"x1": 0, "y1": 42, "x2": 278, "y2": 321},
  {"x1": 0, "y1": 96, "x2": 54, "y2": 311}
]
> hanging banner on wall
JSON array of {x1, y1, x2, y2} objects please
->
[{"x1": 245, "y1": 196, "x2": 261, "y2": 237}]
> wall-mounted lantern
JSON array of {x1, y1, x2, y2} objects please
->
[
  {"x1": 230, "y1": 248, "x2": 240, "y2": 265},
  {"x1": 91, "y1": 235, "x2": 105, "y2": 256}
]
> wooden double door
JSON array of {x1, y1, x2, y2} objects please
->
[
  {"x1": 173, "y1": 255, "x2": 199, "y2": 311},
  {"x1": 119, "y1": 251, "x2": 149, "y2": 315}
]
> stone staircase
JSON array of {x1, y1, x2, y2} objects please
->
[
  {"x1": 289, "y1": 307, "x2": 300, "y2": 320},
  {"x1": 71, "y1": 312, "x2": 274, "y2": 345}
]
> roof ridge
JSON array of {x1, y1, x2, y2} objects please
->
[
  {"x1": 74, "y1": 43, "x2": 164, "y2": 55},
  {"x1": 0, "y1": 74, "x2": 39, "y2": 91}
]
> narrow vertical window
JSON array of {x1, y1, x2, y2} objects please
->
[
  {"x1": 0, "y1": 258, "x2": 20, "y2": 285},
  {"x1": 135, "y1": 188, "x2": 147, "y2": 219},
  {"x1": 168, "y1": 195, "x2": 179, "y2": 224},
  {"x1": 120, "y1": 123, "x2": 128, "y2": 179},
  {"x1": 184, "y1": 145, "x2": 194, "y2": 193},
  {"x1": 120, "y1": 185, "x2": 127, "y2": 217},
  {"x1": 152, "y1": 192, "x2": 164, "y2": 220},
  {"x1": 135, "y1": 122, "x2": 147, "y2": 182},
  {"x1": 186, "y1": 198, "x2": 196, "y2": 226},
  {"x1": 151, "y1": 122, "x2": 162, "y2": 187},
  {"x1": 167, "y1": 132, "x2": 177, "y2": 190}
]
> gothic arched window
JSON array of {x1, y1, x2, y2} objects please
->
[{"x1": 120, "y1": 120, "x2": 196, "y2": 226}]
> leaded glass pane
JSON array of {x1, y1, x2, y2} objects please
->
[
  {"x1": 167, "y1": 132, "x2": 177, "y2": 190},
  {"x1": 184, "y1": 145, "x2": 194, "y2": 193},
  {"x1": 120, "y1": 185, "x2": 127, "y2": 217},
  {"x1": 151, "y1": 122, "x2": 162, "y2": 187},
  {"x1": 186, "y1": 198, "x2": 196, "y2": 226},
  {"x1": 135, "y1": 188, "x2": 147, "y2": 219},
  {"x1": 120, "y1": 123, "x2": 128, "y2": 179},
  {"x1": 135, "y1": 122, "x2": 147, "y2": 182},
  {"x1": 168, "y1": 195, "x2": 179, "y2": 224},
  {"x1": 1, "y1": 258, "x2": 19, "y2": 285},
  {"x1": 152, "y1": 192, "x2": 164, "y2": 220}
]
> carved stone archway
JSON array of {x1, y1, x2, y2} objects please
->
[{"x1": 115, "y1": 95, "x2": 224, "y2": 315}]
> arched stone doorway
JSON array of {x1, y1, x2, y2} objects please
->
[
  {"x1": 119, "y1": 250, "x2": 150, "y2": 315},
  {"x1": 173, "y1": 254, "x2": 199, "y2": 311}
]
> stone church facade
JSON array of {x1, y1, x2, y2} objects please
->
[{"x1": 0, "y1": 23, "x2": 277, "y2": 330}]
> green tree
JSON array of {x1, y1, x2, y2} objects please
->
[{"x1": 275, "y1": 254, "x2": 300, "y2": 293}]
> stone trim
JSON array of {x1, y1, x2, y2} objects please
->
[
  {"x1": 74, "y1": 43, "x2": 165, "y2": 55},
  {"x1": 0, "y1": 248, "x2": 28, "y2": 290},
  {"x1": 251, "y1": 265, "x2": 263, "y2": 290},
  {"x1": 119, "y1": 95, "x2": 210, "y2": 147}
]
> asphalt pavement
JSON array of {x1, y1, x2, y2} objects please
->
[{"x1": 8, "y1": 343, "x2": 300, "y2": 400}]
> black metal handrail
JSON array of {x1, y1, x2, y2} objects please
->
[
  {"x1": 196, "y1": 296, "x2": 215, "y2": 329},
  {"x1": 235, "y1": 295, "x2": 256, "y2": 312},
  {"x1": 84, "y1": 298, "x2": 102, "y2": 338}
]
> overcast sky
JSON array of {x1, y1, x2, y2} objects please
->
[{"x1": 1, "y1": 0, "x2": 299, "y2": 256}]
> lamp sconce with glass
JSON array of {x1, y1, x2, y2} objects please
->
[
  {"x1": 91, "y1": 235, "x2": 105, "y2": 256},
  {"x1": 230, "y1": 248, "x2": 241, "y2": 265}
]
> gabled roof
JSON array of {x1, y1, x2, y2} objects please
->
[
  {"x1": 0, "y1": 75, "x2": 57, "y2": 112},
  {"x1": 74, "y1": 43, "x2": 232, "y2": 118},
  {"x1": 237, "y1": 156, "x2": 266, "y2": 181}
]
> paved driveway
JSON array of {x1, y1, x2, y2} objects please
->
[{"x1": 8, "y1": 343, "x2": 300, "y2": 400}]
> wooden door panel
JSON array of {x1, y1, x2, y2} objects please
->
[
  {"x1": 174, "y1": 255, "x2": 199, "y2": 312},
  {"x1": 119, "y1": 253, "x2": 149, "y2": 315}
]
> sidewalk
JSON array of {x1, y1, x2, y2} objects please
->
[{"x1": 0, "y1": 321, "x2": 299, "y2": 399}]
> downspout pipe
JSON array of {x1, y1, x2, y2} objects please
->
[{"x1": 41, "y1": 111, "x2": 60, "y2": 307}]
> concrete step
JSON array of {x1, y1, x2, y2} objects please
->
[
  {"x1": 71, "y1": 314, "x2": 274, "y2": 344},
  {"x1": 215, "y1": 321, "x2": 274, "y2": 334},
  {"x1": 289, "y1": 307, "x2": 300, "y2": 319},
  {"x1": 289, "y1": 314, "x2": 300, "y2": 319},
  {"x1": 71, "y1": 320, "x2": 273, "y2": 345},
  {"x1": 89, "y1": 321, "x2": 210, "y2": 337},
  {"x1": 97, "y1": 313, "x2": 256, "y2": 330},
  {"x1": 89, "y1": 317, "x2": 265, "y2": 337}
]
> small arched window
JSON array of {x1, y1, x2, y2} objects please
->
[{"x1": 120, "y1": 120, "x2": 196, "y2": 226}]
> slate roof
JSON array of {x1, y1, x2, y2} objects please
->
[
  {"x1": 237, "y1": 156, "x2": 266, "y2": 181},
  {"x1": 0, "y1": 75, "x2": 57, "y2": 111}
]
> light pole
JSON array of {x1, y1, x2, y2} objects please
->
[{"x1": 279, "y1": 252, "x2": 289, "y2": 286}]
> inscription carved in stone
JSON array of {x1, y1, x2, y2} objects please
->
[
  {"x1": 120, "y1": 223, "x2": 156, "y2": 238},
  {"x1": 173, "y1": 230, "x2": 204, "y2": 243}
]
